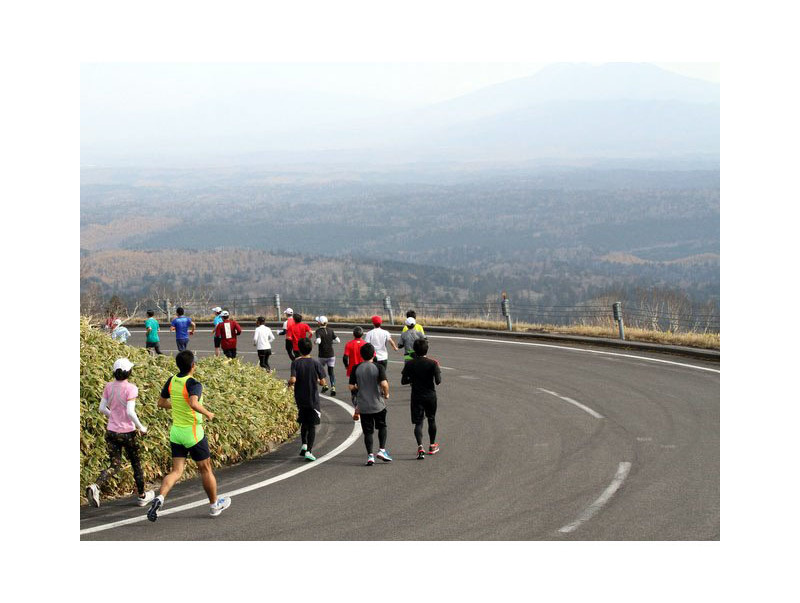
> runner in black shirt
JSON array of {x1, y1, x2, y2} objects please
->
[
  {"x1": 400, "y1": 338, "x2": 442, "y2": 458},
  {"x1": 288, "y1": 337, "x2": 327, "y2": 461},
  {"x1": 314, "y1": 316, "x2": 340, "y2": 396}
]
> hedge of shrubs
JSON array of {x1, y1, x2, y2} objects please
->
[{"x1": 80, "y1": 317, "x2": 297, "y2": 503}]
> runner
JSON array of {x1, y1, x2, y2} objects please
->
[
  {"x1": 254, "y1": 316, "x2": 275, "y2": 370},
  {"x1": 85, "y1": 358, "x2": 154, "y2": 508},
  {"x1": 110, "y1": 318, "x2": 131, "y2": 344},
  {"x1": 363, "y1": 315, "x2": 398, "y2": 369},
  {"x1": 403, "y1": 310, "x2": 425, "y2": 336},
  {"x1": 214, "y1": 310, "x2": 243, "y2": 359},
  {"x1": 314, "y1": 315, "x2": 340, "y2": 396},
  {"x1": 147, "y1": 350, "x2": 231, "y2": 521},
  {"x1": 170, "y1": 307, "x2": 195, "y2": 352},
  {"x1": 211, "y1": 306, "x2": 224, "y2": 357},
  {"x1": 287, "y1": 337, "x2": 327, "y2": 462},
  {"x1": 397, "y1": 316, "x2": 426, "y2": 362},
  {"x1": 343, "y1": 326, "x2": 366, "y2": 411},
  {"x1": 401, "y1": 338, "x2": 442, "y2": 459},
  {"x1": 144, "y1": 310, "x2": 163, "y2": 355},
  {"x1": 349, "y1": 343, "x2": 392, "y2": 465},
  {"x1": 289, "y1": 313, "x2": 312, "y2": 359},
  {"x1": 277, "y1": 308, "x2": 296, "y2": 361}
]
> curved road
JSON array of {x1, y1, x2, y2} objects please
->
[{"x1": 80, "y1": 328, "x2": 719, "y2": 540}]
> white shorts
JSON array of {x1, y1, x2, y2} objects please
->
[{"x1": 320, "y1": 356, "x2": 335, "y2": 368}]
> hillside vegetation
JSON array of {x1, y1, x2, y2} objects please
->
[{"x1": 79, "y1": 317, "x2": 297, "y2": 502}]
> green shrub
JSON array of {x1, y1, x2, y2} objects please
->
[{"x1": 80, "y1": 317, "x2": 297, "y2": 503}]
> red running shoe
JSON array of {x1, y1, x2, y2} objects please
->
[{"x1": 428, "y1": 443, "x2": 440, "y2": 455}]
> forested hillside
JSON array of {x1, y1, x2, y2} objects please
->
[{"x1": 81, "y1": 165, "x2": 719, "y2": 312}]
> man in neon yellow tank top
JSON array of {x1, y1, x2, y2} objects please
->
[{"x1": 147, "y1": 350, "x2": 231, "y2": 521}]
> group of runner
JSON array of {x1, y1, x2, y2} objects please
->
[{"x1": 87, "y1": 305, "x2": 442, "y2": 522}]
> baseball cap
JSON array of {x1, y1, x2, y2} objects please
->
[
  {"x1": 113, "y1": 318, "x2": 122, "y2": 325},
  {"x1": 284, "y1": 308, "x2": 294, "y2": 315},
  {"x1": 371, "y1": 315, "x2": 382, "y2": 326},
  {"x1": 221, "y1": 310, "x2": 230, "y2": 317},
  {"x1": 405, "y1": 317, "x2": 416, "y2": 326},
  {"x1": 316, "y1": 315, "x2": 328, "y2": 324},
  {"x1": 113, "y1": 358, "x2": 134, "y2": 372},
  {"x1": 212, "y1": 306, "x2": 222, "y2": 313}
]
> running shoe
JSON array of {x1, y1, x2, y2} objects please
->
[
  {"x1": 365, "y1": 454, "x2": 375, "y2": 466},
  {"x1": 137, "y1": 490, "x2": 155, "y2": 506},
  {"x1": 376, "y1": 450, "x2": 393, "y2": 462},
  {"x1": 210, "y1": 496, "x2": 231, "y2": 517},
  {"x1": 299, "y1": 445, "x2": 307, "y2": 456},
  {"x1": 147, "y1": 496, "x2": 163, "y2": 522},
  {"x1": 417, "y1": 446, "x2": 425, "y2": 460},
  {"x1": 86, "y1": 484, "x2": 100, "y2": 508},
  {"x1": 428, "y1": 443, "x2": 440, "y2": 455},
  {"x1": 321, "y1": 385, "x2": 329, "y2": 393},
  {"x1": 330, "y1": 387, "x2": 336, "y2": 397},
  {"x1": 304, "y1": 450, "x2": 317, "y2": 462}
]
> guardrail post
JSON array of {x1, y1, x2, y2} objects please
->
[
  {"x1": 613, "y1": 301, "x2": 625, "y2": 340},
  {"x1": 501, "y1": 292, "x2": 512, "y2": 331},
  {"x1": 383, "y1": 295, "x2": 394, "y2": 325},
  {"x1": 273, "y1": 294, "x2": 281, "y2": 321}
]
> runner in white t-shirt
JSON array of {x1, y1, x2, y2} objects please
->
[{"x1": 363, "y1": 315, "x2": 399, "y2": 370}]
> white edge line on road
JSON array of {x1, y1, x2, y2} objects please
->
[
  {"x1": 428, "y1": 334, "x2": 720, "y2": 374},
  {"x1": 80, "y1": 395, "x2": 361, "y2": 536},
  {"x1": 537, "y1": 388, "x2": 604, "y2": 419},
  {"x1": 558, "y1": 461, "x2": 632, "y2": 534}
]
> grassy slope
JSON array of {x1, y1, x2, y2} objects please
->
[{"x1": 80, "y1": 318, "x2": 297, "y2": 503}]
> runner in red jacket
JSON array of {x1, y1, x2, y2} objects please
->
[{"x1": 213, "y1": 311, "x2": 243, "y2": 359}]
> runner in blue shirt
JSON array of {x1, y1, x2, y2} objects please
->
[
  {"x1": 211, "y1": 306, "x2": 224, "y2": 357},
  {"x1": 170, "y1": 307, "x2": 196, "y2": 352}
]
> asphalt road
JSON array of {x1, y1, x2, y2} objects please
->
[{"x1": 80, "y1": 327, "x2": 720, "y2": 540}]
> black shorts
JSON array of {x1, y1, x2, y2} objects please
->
[
  {"x1": 359, "y1": 408, "x2": 388, "y2": 432},
  {"x1": 297, "y1": 406, "x2": 321, "y2": 425},
  {"x1": 170, "y1": 435, "x2": 211, "y2": 462},
  {"x1": 145, "y1": 341, "x2": 159, "y2": 348},
  {"x1": 223, "y1": 348, "x2": 237, "y2": 358},
  {"x1": 214, "y1": 336, "x2": 222, "y2": 349},
  {"x1": 410, "y1": 398, "x2": 437, "y2": 424}
]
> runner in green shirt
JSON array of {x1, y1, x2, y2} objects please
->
[
  {"x1": 147, "y1": 350, "x2": 231, "y2": 521},
  {"x1": 144, "y1": 310, "x2": 163, "y2": 355}
]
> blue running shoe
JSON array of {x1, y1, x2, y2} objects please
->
[
  {"x1": 376, "y1": 449, "x2": 393, "y2": 462},
  {"x1": 147, "y1": 496, "x2": 163, "y2": 522},
  {"x1": 365, "y1": 454, "x2": 375, "y2": 466}
]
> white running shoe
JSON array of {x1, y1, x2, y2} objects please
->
[
  {"x1": 86, "y1": 484, "x2": 100, "y2": 508},
  {"x1": 137, "y1": 490, "x2": 155, "y2": 506},
  {"x1": 210, "y1": 496, "x2": 232, "y2": 517}
]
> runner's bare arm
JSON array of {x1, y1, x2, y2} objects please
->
[
  {"x1": 157, "y1": 396, "x2": 172, "y2": 409},
  {"x1": 380, "y1": 380, "x2": 389, "y2": 399},
  {"x1": 187, "y1": 394, "x2": 214, "y2": 420}
]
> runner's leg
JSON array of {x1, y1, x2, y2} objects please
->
[
  {"x1": 414, "y1": 422, "x2": 424, "y2": 446},
  {"x1": 96, "y1": 432, "x2": 124, "y2": 491},
  {"x1": 121, "y1": 432, "x2": 146, "y2": 496},
  {"x1": 376, "y1": 409, "x2": 388, "y2": 450},
  {"x1": 196, "y1": 458, "x2": 217, "y2": 504},
  {"x1": 157, "y1": 457, "x2": 186, "y2": 499}
]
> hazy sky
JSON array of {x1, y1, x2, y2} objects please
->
[{"x1": 82, "y1": 62, "x2": 718, "y2": 107}]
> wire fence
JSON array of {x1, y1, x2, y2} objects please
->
[{"x1": 124, "y1": 295, "x2": 719, "y2": 334}]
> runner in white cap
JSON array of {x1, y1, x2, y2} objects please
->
[
  {"x1": 315, "y1": 316, "x2": 341, "y2": 396},
  {"x1": 110, "y1": 318, "x2": 131, "y2": 344},
  {"x1": 85, "y1": 358, "x2": 154, "y2": 508},
  {"x1": 277, "y1": 308, "x2": 296, "y2": 362}
]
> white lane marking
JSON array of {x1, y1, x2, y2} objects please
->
[
  {"x1": 428, "y1": 334, "x2": 720, "y2": 374},
  {"x1": 80, "y1": 395, "x2": 361, "y2": 536},
  {"x1": 636, "y1": 437, "x2": 652, "y2": 442},
  {"x1": 537, "y1": 388, "x2": 604, "y2": 419},
  {"x1": 559, "y1": 461, "x2": 632, "y2": 534}
]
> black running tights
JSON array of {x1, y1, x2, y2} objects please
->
[
  {"x1": 97, "y1": 431, "x2": 145, "y2": 496},
  {"x1": 414, "y1": 418, "x2": 437, "y2": 446},
  {"x1": 301, "y1": 423, "x2": 316, "y2": 451}
]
